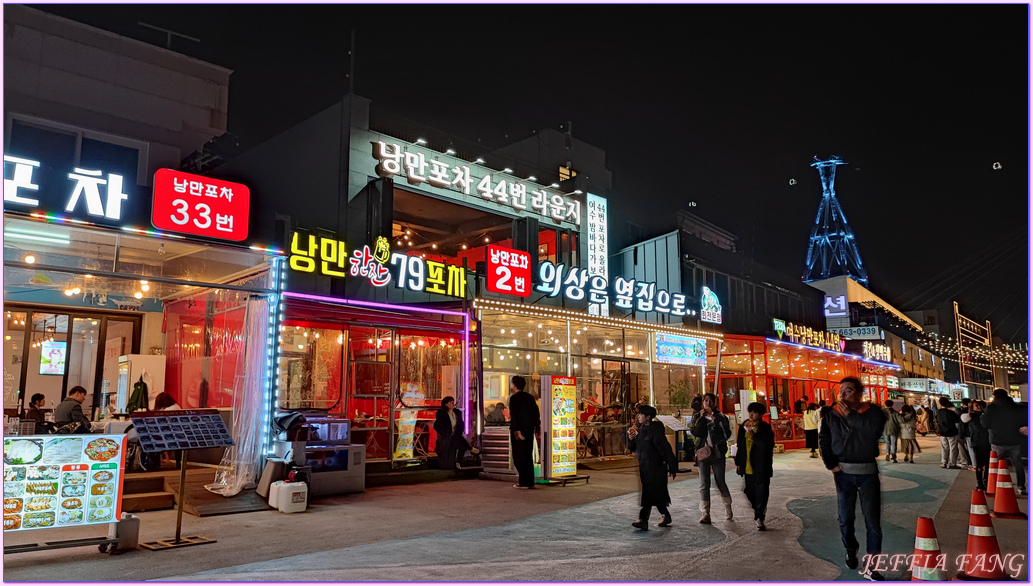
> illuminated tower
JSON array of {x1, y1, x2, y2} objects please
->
[{"x1": 802, "y1": 155, "x2": 869, "y2": 287}]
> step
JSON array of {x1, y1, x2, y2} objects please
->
[
  {"x1": 122, "y1": 491, "x2": 175, "y2": 512},
  {"x1": 122, "y1": 475, "x2": 166, "y2": 495}
]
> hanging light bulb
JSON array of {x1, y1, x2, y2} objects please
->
[
  {"x1": 24, "y1": 255, "x2": 35, "y2": 264},
  {"x1": 141, "y1": 284, "x2": 149, "y2": 292}
]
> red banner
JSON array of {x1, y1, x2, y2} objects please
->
[{"x1": 151, "y1": 169, "x2": 250, "y2": 241}]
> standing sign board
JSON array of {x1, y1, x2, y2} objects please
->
[
  {"x1": 128, "y1": 409, "x2": 234, "y2": 452},
  {"x1": 541, "y1": 376, "x2": 578, "y2": 478},
  {"x1": 4, "y1": 435, "x2": 127, "y2": 532}
]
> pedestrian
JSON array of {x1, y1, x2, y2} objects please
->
[
  {"x1": 434, "y1": 396, "x2": 479, "y2": 471},
  {"x1": 898, "y1": 405, "x2": 918, "y2": 463},
  {"x1": 804, "y1": 402, "x2": 820, "y2": 458},
  {"x1": 690, "y1": 392, "x2": 733, "y2": 523},
  {"x1": 819, "y1": 377, "x2": 887, "y2": 581},
  {"x1": 627, "y1": 404, "x2": 678, "y2": 530},
  {"x1": 960, "y1": 400, "x2": 991, "y2": 491},
  {"x1": 981, "y1": 388, "x2": 1027, "y2": 496},
  {"x1": 508, "y1": 376, "x2": 540, "y2": 490},
  {"x1": 735, "y1": 401, "x2": 774, "y2": 531},
  {"x1": 959, "y1": 397, "x2": 975, "y2": 470},
  {"x1": 54, "y1": 386, "x2": 92, "y2": 433},
  {"x1": 794, "y1": 394, "x2": 809, "y2": 415},
  {"x1": 936, "y1": 397, "x2": 961, "y2": 469},
  {"x1": 882, "y1": 400, "x2": 901, "y2": 463}
]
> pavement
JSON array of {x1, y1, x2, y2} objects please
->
[{"x1": 3, "y1": 436, "x2": 1027, "y2": 582}]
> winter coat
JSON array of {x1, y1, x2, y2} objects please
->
[
  {"x1": 883, "y1": 408, "x2": 902, "y2": 437},
  {"x1": 691, "y1": 410, "x2": 732, "y2": 458},
  {"x1": 818, "y1": 402, "x2": 887, "y2": 473},
  {"x1": 628, "y1": 420, "x2": 678, "y2": 507},
  {"x1": 981, "y1": 396, "x2": 1026, "y2": 446},
  {"x1": 804, "y1": 409, "x2": 819, "y2": 431},
  {"x1": 916, "y1": 409, "x2": 931, "y2": 434},
  {"x1": 961, "y1": 412, "x2": 990, "y2": 449},
  {"x1": 734, "y1": 420, "x2": 774, "y2": 479},
  {"x1": 508, "y1": 390, "x2": 541, "y2": 438},
  {"x1": 936, "y1": 408, "x2": 960, "y2": 437},
  {"x1": 433, "y1": 407, "x2": 466, "y2": 470},
  {"x1": 898, "y1": 412, "x2": 917, "y2": 441},
  {"x1": 54, "y1": 398, "x2": 91, "y2": 432}
]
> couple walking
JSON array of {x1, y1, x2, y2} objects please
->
[{"x1": 627, "y1": 393, "x2": 774, "y2": 532}]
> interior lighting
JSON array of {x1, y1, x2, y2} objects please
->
[
  {"x1": 415, "y1": 138, "x2": 427, "y2": 146},
  {"x1": 474, "y1": 158, "x2": 485, "y2": 164},
  {"x1": 134, "y1": 292, "x2": 143, "y2": 299},
  {"x1": 484, "y1": 236, "x2": 491, "y2": 243},
  {"x1": 64, "y1": 289, "x2": 74, "y2": 296},
  {"x1": 24, "y1": 255, "x2": 35, "y2": 264},
  {"x1": 141, "y1": 284, "x2": 150, "y2": 292},
  {"x1": 502, "y1": 168, "x2": 513, "y2": 174},
  {"x1": 397, "y1": 240, "x2": 403, "y2": 246},
  {"x1": 431, "y1": 243, "x2": 438, "y2": 250},
  {"x1": 461, "y1": 244, "x2": 468, "y2": 250},
  {"x1": 72, "y1": 287, "x2": 81, "y2": 294},
  {"x1": 445, "y1": 148, "x2": 456, "y2": 155}
]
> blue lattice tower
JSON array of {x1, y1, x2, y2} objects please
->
[{"x1": 802, "y1": 155, "x2": 869, "y2": 287}]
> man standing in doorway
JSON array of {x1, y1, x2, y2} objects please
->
[
  {"x1": 820, "y1": 377, "x2": 887, "y2": 581},
  {"x1": 509, "y1": 376, "x2": 540, "y2": 489}
]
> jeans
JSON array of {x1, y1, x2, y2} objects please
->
[
  {"x1": 835, "y1": 472, "x2": 882, "y2": 556},
  {"x1": 743, "y1": 474, "x2": 770, "y2": 521},
  {"x1": 884, "y1": 435, "x2": 897, "y2": 459},
  {"x1": 698, "y1": 456, "x2": 731, "y2": 503},
  {"x1": 956, "y1": 437, "x2": 971, "y2": 467},
  {"x1": 512, "y1": 432, "x2": 535, "y2": 488},
  {"x1": 639, "y1": 504, "x2": 670, "y2": 522},
  {"x1": 940, "y1": 436, "x2": 959, "y2": 467},
  {"x1": 992, "y1": 444, "x2": 1027, "y2": 492}
]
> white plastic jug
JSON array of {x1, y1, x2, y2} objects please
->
[
  {"x1": 277, "y1": 481, "x2": 308, "y2": 513},
  {"x1": 268, "y1": 481, "x2": 286, "y2": 508}
]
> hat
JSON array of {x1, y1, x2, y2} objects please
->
[{"x1": 637, "y1": 404, "x2": 657, "y2": 418}]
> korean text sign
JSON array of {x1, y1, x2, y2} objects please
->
[
  {"x1": 3, "y1": 434, "x2": 126, "y2": 532},
  {"x1": 654, "y1": 332, "x2": 706, "y2": 366},
  {"x1": 485, "y1": 244, "x2": 531, "y2": 298},
  {"x1": 547, "y1": 377, "x2": 578, "y2": 477},
  {"x1": 152, "y1": 169, "x2": 250, "y2": 241}
]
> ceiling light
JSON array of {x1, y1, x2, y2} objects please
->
[
  {"x1": 134, "y1": 292, "x2": 143, "y2": 299},
  {"x1": 141, "y1": 284, "x2": 150, "y2": 292},
  {"x1": 431, "y1": 243, "x2": 438, "y2": 250},
  {"x1": 483, "y1": 236, "x2": 490, "y2": 243},
  {"x1": 71, "y1": 287, "x2": 81, "y2": 294},
  {"x1": 140, "y1": 280, "x2": 148, "y2": 285},
  {"x1": 460, "y1": 244, "x2": 468, "y2": 250},
  {"x1": 64, "y1": 289, "x2": 74, "y2": 296},
  {"x1": 24, "y1": 255, "x2": 35, "y2": 264},
  {"x1": 397, "y1": 240, "x2": 403, "y2": 246}
]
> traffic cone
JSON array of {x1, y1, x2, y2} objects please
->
[
  {"x1": 955, "y1": 490, "x2": 1011, "y2": 580},
  {"x1": 910, "y1": 517, "x2": 945, "y2": 581},
  {"x1": 984, "y1": 451, "x2": 999, "y2": 496},
  {"x1": 990, "y1": 458, "x2": 1027, "y2": 520}
]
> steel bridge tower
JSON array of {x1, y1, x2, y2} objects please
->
[{"x1": 802, "y1": 155, "x2": 869, "y2": 287}]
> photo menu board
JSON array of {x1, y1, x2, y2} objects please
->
[
  {"x1": 129, "y1": 409, "x2": 234, "y2": 453},
  {"x1": 547, "y1": 376, "x2": 578, "y2": 477},
  {"x1": 4, "y1": 435, "x2": 126, "y2": 532}
]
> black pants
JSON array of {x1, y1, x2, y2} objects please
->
[
  {"x1": 973, "y1": 444, "x2": 991, "y2": 489},
  {"x1": 512, "y1": 432, "x2": 534, "y2": 487},
  {"x1": 639, "y1": 504, "x2": 670, "y2": 522},
  {"x1": 743, "y1": 474, "x2": 770, "y2": 521}
]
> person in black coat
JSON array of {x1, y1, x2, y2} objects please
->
[
  {"x1": 961, "y1": 400, "x2": 991, "y2": 491},
  {"x1": 508, "y1": 376, "x2": 540, "y2": 489},
  {"x1": 434, "y1": 396, "x2": 478, "y2": 471},
  {"x1": 627, "y1": 404, "x2": 678, "y2": 530},
  {"x1": 735, "y1": 401, "x2": 775, "y2": 531}
]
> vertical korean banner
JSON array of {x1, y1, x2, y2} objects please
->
[
  {"x1": 586, "y1": 193, "x2": 608, "y2": 317},
  {"x1": 548, "y1": 377, "x2": 578, "y2": 477}
]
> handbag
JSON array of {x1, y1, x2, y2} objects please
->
[{"x1": 695, "y1": 444, "x2": 717, "y2": 463}]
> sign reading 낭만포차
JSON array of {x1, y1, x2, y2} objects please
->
[
  {"x1": 485, "y1": 244, "x2": 532, "y2": 298},
  {"x1": 372, "y1": 141, "x2": 581, "y2": 227},
  {"x1": 151, "y1": 169, "x2": 250, "y2": 242}
]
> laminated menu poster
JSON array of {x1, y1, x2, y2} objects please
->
[
  {"x1": 129, "y1": 409, "x2": 234, "y2": 453},
  {"x1": 548, "y1": 376, "x2": 578, "y2": 477},
  {"x1": 4, "y1": 434, "x2": 126, "y2": 532}
]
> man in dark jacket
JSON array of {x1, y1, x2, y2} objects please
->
[
  {"x1": 981, "y1": 388, "x2": 1027, "y2": 496},
  {"x1": 627, "y1": 404, "x2": 678, "y2": 530},
  {"x1": 735, "y1": 401, "x2": 774, "y2": 531},
  {"x1": 54, "y1": 386, "x2": 91, "y2": 433},
  {"x1": 819, "y1": 377, "x2": 887, "y2": 581},
  {"x1": 508, "y1": 376, "x2": 540, "y2": 489},
  {"x1": 936, "y1": 397, "x2": 961, "y2": 469}
]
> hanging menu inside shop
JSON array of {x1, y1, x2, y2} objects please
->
[
  {"x1": 129, "y1": 409, "x2": 234, "y2": 452},
  {"x1": 547, "y1": 376, "x2": 578, "y2": 477},
  {"x1": 4, "y1": 435, "x2": 127, "y2": 532}
]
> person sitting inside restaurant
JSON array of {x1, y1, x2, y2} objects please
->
[
  {"x1": 485, "y1": 402, "x2": 507, "y2": 424},
  {"x1": 55, "y1": 386, "x2": 92, "y2": 433}
]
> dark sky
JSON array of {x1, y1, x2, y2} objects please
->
[{"x1": 35, "y1": 4, "x2": 1030, "y2": 342}]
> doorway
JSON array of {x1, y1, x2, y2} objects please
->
[{"x1": 4, "y1": 305, "x2": 141, "y2": 418}]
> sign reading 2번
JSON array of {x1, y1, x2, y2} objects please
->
[
  {"x1": 485, "y1": 244, "x2": 531, "y2": 298},
  {"x1": 151, "y1": 169, "x2": 250, "y2": 241}
]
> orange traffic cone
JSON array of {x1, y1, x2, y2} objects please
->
[
  {"x1": 985, "y1": 451, "x2": 1000, "y2": 496},
  {"x1": 911, "y1": 517, "x2": 945, "y2": 581},
  {"x1": 955, "y1": 490, "x2": 1011, "y2": 580},
  {"x1": 990, "y1": 458, "x2": 1027, "y2": 520}
]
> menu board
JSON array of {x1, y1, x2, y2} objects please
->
[
  {"x1": 129, "y1": 409, "x2": 234, "y2": 453},
  {"x1": 3, "y1": 434, "x2": 126, "y2": 532},
  {"x1": 655, "y1": 333, "x2": 706, "y2": 367},
  {"x1": 547, "y1": 376, "x2": 578, "y2": 477}
]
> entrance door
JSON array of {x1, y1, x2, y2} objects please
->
[{"x1": 600, "y1": 360, "x2": 631, "y2": 457}]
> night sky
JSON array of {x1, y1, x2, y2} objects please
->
[{"x1": 34, "y1": 4, "x2": 1030, "y2": 342}]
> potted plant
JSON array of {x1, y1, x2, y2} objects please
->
[{"x1": 665, "y1": 380, "x2": 693, "y2": 416}]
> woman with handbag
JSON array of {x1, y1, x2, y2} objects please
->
[{"x1": 690, "y1": 392, "x2": 734, "y2": 524}]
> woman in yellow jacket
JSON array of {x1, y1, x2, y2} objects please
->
[{"x1": 804, "y1": 402, "x2": 820, "y2": 458}]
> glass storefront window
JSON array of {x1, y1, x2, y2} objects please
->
[
  {"x1": 277, "y1": 324, "x2": 345, "y2": 410},
  {"x1": 789, "y1": 348, "x2": 810, "y2": 379},
  {"x1": 721, "y1": 339, "x2": 751, "y2": 355},
  {"x1": 720, "y1": 353, "x2": 753, "y2": 375},
  {"x1": 810, "y1": 355, "x2": 828, "y2": 380},
  {"x1": 3, "y1": 311, "x2": 27, "y2": 411},
  {"x1": 581, "y1": 325, "x2": 622, "y2": 358},
  {"x1": 753, "y1": 352, "x2": 767, "y2": 376},
  {"x1": 624, "y1": 330, "x2": 649, "y2": 360},
  {"x1": 397, "y1": 331, "x2": 464, "y2": 406}
]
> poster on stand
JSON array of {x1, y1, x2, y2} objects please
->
[
  {"x1": 543, "y1": 376, "x2": 578, "y2": 477},
  {"x1": 4, "y1": 434, "x2": 127, "y2": 532}
]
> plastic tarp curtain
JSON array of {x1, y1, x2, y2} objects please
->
[{"x1": 205, "y1": 295, "x2": 269, "y2": 497}]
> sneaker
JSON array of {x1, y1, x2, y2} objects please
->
[
  {"x1": 948, "y1": 465, "x2": 962, "y2": 469},
  {"x1": 657, "y1": 514, "x2": 672, "y2": 527},
  {"x1": 631, "y1": 520, "x2": 648, "y2": 531},
  {"x1": 512, "y1": 484, "x2": 531, "y2": 489},
  {"x1": 845, "y1": 549, "x2": 859, "y2": 570},
  {"x1": 860, "y1": 569, "x2": 885, "y2": 581},
  {"x1": 891, "y1": 458, "x2": 898, "y2": 463},
  {"x1": 755, "y1": 518, "x2": 766, "y2": 531},
  {"x1": 885, "y1": 454, "x2": 891, "y2": 461},
  {"x1": 940, "y1": 464, "x2": 947, "y2": 468}
]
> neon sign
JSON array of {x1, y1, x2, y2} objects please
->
[
  {"x1": 862, "y1": 341, "x2": 891, "y2": 363},
  {"x1": 586, "y1": 193, "x2": 608, "y2": 317},
  {"x1": 5, "y1": 156, "x2": 129, "y2": 221},
  {"x1": 535, "y1": 261, "x2": 693, "y2": 317},
  {"x1": 773, "y1": 319, "x2": 842, "y2": 351},
  {"x1": 701, "y1": 286, "x2": 723, "y2": 324}
]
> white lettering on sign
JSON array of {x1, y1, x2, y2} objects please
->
[
  {"x1": 824, "y1": 295, "x2": 848, "y2": 317},
  {"x1": 536, "y1": 261, "x2": 688, "y2": 316},
  {"x1": 65, "y1": 168, "x2": 129, "y2": 220},
  {"x1": 372, "y1": 141, "x2": 581, "y2": 227},
  {"x1": 586, "y1": 193, "x2": 608, "y2": 317},
  {"x1": 701, "y1": 286, "x2": 723, "y2": 324},
  {"x1": 863, "y1": 341, "x2": 892, "y2": 363},
  {"x1": 3, "y1": 156, "x2": 41, "y2": 206}
]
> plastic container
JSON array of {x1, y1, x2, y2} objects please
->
[
  {"x1": 268, "y1": 480, "x2": 286, "y2": 508},
  {"x1": 277, "y1": 481, "x2": 308, "y2": 513}
]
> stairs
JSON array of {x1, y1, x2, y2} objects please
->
[
  {"x1": 480, "y1": 427, "x2": 512, "y2": 473},
  {"x1": 121, "y1": 474, "x2": 175, "y2": 513}
]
